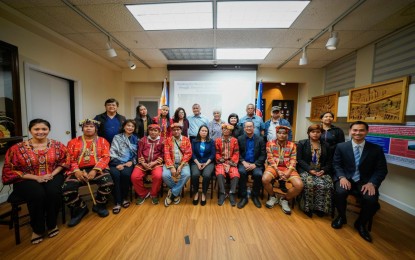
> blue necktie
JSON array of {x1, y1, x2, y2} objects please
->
[{"x1": 352, "y1": 145, "x2": 361, "y2": 182}]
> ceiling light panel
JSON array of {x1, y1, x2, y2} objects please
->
[
  {"x1": 161, "y1": 48, "x2": 214, "y2": 60},
  {"x1": 216, "y1": 48, "x2": 271, "y2": 60},
  {"x1": 126, "y1": 2, "x2": 213, "y2": 31},
  {"x1": 217, "y1": 1, "x2": 310, "y2": 29}
]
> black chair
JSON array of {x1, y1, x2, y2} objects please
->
[{"x1": 7, "y1": 191, "x2": 66, "y2": 245}]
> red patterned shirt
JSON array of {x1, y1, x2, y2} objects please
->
[
  {"x1": 164, "y1": 136, "x2": 192, "y2": 168},
  {"x1": 66, "y1": 135, "x2": 110, "y2": 174},
  {"x1": 215, "y1": 137, "x2": 239, "y2": 167},
  {"x1": 266, "y1": 140, "x2": 297, "y2": 170},
  {"x1": 2, "y1": 139, "x2": 70, "y2": 184}
]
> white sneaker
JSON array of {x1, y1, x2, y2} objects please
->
[
  {"x1": 280, "y1": 199, "x2": 291, "y2": 215},
  {"x1": 266, "y1": 196, "x2": 278, "y2": 209},
  {"x1": 164, "y1": 189, "x2": 173, "y2": 207}
]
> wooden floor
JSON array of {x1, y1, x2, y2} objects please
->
[{"x1": 0, "y1": 192, "x2": 414, "y2": 260}]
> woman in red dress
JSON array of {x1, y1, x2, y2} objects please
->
[{"x1": 2, "y1": 119, "x2": 70, "y2": 244}]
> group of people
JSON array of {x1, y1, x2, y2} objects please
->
[{"x1": 2, "y1": 98, "x2": 388, "y2": 244}]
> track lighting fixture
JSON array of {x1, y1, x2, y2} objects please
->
[
  {"x1": 127, "y1": 52, "x2": 136, "y2": 70},
  {"x1": 106, "y1": 37, "x2": 117, "y2": 58},
  {"x1": 299, "y1": 47, "x2": 308, "y2": 65},
  {"x1": 326, "y1": 26, "x2": 339, "y2": 50}
]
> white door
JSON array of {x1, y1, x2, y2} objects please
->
[{"x1": 26, "y1": 68, "x2": 73, "y2": 144}]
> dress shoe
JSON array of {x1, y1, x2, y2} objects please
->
[
  {"x1": 314, "y1": 210, "x2": 325, "y2": 217},
  {"x1": 331, "y1": 216, "x2": 347, "y2": 229},
  {"x1": 92, "y1": 203, "x2": 109, "y2": 218},
  {"x1": 354, "y1": 220, "x2": 372, "y2": 242},
  {"x1": 252, "y1": 196, "x2": 262, "y2": 208},
  {"x1": 218, "y1": 193, "x2": 226, "y2": 206},
  {"x1": 201, "y1": 198, "x2": 206, "y2": 206},
  {"x1": 304, "y1": 210, "x2": 313, "y2": 218},
  {"x1": 192, "y1": 195, "x2": 199, "y2": 205},
  {"x1": 229, "y1": 194, "x2": 236, "y2": 207},
  {"x1": 237, "y1": 197, "x2": 248, "y2": 209},
  {"x1": 68, "y1": 206, "x2": 89, "y2": 227}
]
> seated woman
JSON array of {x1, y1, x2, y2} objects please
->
[
  {"x1": 109, "y1": 119, "x2": 138, "y2": 214},
  {"x1": 172, "y1": 107, "x2": 189, "y2": 137},
  {"x1": 228, "y1": 113, "x2": 244, "y2": 138},
  {"x1": 191, "y1": 125, "x2": 216, "y2": 206},
  {"x1": 2, "y1": 119, "x2": 70, "y2": 244},
  {"x1": 297, "y1": 124, "x2": 333, "y2": 217}
]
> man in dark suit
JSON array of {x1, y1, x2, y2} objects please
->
[
  {"x1": 332, "y1": 121, "x2": 388, "y2": 242},
  {"x1": 237, "y1": 121, "x2": 266, "y2": 209}
]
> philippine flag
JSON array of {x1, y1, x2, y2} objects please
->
[{"x1": 256, "y1": 81, "x2": 263, "y2": 117}]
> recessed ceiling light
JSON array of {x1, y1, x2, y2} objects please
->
[
  {"x1": 217, "y1": 1, "x2": 310, "y2": 29},
  {"x1": 126, "y1": 2, "x2": 213, "y2": 30},
  {"x1": 216, "y1": 48, "x2": 271, "y2": 60}
]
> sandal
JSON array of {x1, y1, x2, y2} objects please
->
[
  {"x1": 121, "y1": 200, "x2": 130, "y2": 208},
  {"x1": 31, "y1": 233, "x2": 43, "y2": 245},
  {"x1": 48, "y1": 227, "x2": 59, "y2": 238},
  {"x1": 112, "y1": 205, "x2": 121, "y2": 214}
]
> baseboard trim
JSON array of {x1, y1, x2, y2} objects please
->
[{"x1": 380, "y1": 193, "x2": 415, "y2": 216}]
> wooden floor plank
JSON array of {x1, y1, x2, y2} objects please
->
[{"x1": 0, "y1": 196, "x2": 414, "y2": 260}]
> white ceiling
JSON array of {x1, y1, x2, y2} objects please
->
[{"x1": 2, "y1": 0, "x2": 415, "y2": 69}]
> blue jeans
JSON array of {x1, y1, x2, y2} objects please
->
[{"x1": 162, "y1": 164, "x2": 191, "y2": 197}]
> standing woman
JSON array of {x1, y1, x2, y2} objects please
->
[
  {"x1": 2, "y1": 119, "x2": 70, "y2": 244},
  {"x1": 191, "y1": 125, "x2": 216, "y2": 206},
  {"x1": 134, "y1": 104, "x2": 152, "y2": 138},
  {"x1": 228, "y1": 113, "x2": 244, "y2": 138},
  {"x1": 172, "y1": 107, "x2": 189, "y2": 136},
  {"x1": 208, "y1": 108, "x2": 225, "y2": 141},
  {"x1": 320, "y1": 112, "x2": 345, "y2": 153},
  {"x1": 109, "y1": 119, "x2": 138, "y2": 214},
  {"x1": 153, "y1": 105, "x2": 173, "y2": 139},
  {"x1": 297, "y1": 124, "x2": 333, "y2": 217}
]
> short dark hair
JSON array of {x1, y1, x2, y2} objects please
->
[
  {"x1": 121, "y1": 119, "x2": 136, "y2": 133},
  {"x1": 105, "y1": 98, "x2": 119, "y2": 106},
  {"x1": 228, "y1": 113, "x2": 239, "y2": 124},
  {"x1": 320, "y1": 111, "x2": 334, "y2": 119},
  {"x1": 29, "y1": 118, "x2": 51, "y2": 131},
  {"x1": 350, "y1": 121, "x2": 369, "y2": 131}
]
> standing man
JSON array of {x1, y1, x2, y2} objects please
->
[
  {"x1": 331, "y1": 121, "x2": 388, "y2": 243},
  {"x1": 62, "y1": 119, "x2": 114, "y2": 227},
  {"x1": 187, "y1": 103, "x2": 209, "y2": 142},
  {"x1": 94, "y1": 98, "x2": 126, "y2": 144},
  {"x1": 162, "y1": 123, "x2": 192, "y2": 207},
  {"x1": 237, "y1": 121, "x2": 266, "y2": 209},
  {"x1": 239, "y1": 103, "x2": 264, "y2": 136},
  {"x1": 264, "y1": 106, "x2": 292, "y2": 142}
]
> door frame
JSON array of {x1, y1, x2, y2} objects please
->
[
  {"x1": 24, "y1": 62, "x2": 82, "y2": 138},
  {"x1": 132, "y1": 96, "x2": 159, "y2": 118}
]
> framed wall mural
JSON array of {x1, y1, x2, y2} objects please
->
[
  {"x1": 310, "y1": 92, "x2": 339, "y2": 122},
  {"x1": 347, "y1": 76, "x2": 409, "y2": 123}
]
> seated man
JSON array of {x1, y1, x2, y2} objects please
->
[
  {"x1": 215, "y1": 123, "x2": 240, "y2": 206},
  {"x1": 237, "y1": 121, "x2": 266, "y2": 209},
  {"x1": 162, "y1": 123, "x2": 192, "y2": 207},
  {"x1": 131, "y1": 124, "x2": 164, "y2": 205},
  {"x1": 63, "y1": 119, "x2": 114, "y2": 227},
  {"x1": 332, "y1": 121, "x2": 388, "y2": 243},
  {"x1": 262, "y1": 125, "x2": 303, "y2": 215}
]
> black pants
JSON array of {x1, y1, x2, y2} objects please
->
[
  {"x1": 334, "y1": 179, "x2": 379, "y2": 225},
  {"x1": 238, "y1": 164, "x2": 263, "y2": 198},
  {"x1": 13, "y1": 174, "x2": 64, "y2": 234},
  {"x1": 62, "y1": 169, "x2": 113, "y2": 208}
]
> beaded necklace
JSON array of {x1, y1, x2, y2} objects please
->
[{"x1": 79, "y1": 135, "x2": 98, "y2": 164}]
